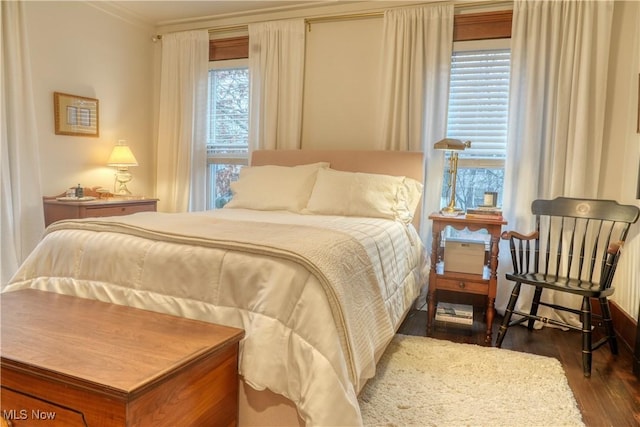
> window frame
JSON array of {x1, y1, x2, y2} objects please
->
[
  {"x1": 207, "y1": 58, "x2": 250, "y2": 209},
  {"x1": 441, "y1": 38, "x2": 511, "y2": 210}
]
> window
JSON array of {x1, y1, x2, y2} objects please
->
[
  {"x1": 442, "y1": 39, "x2": 511, "y2": 211},
  {"x1": 207, "y1": 59, "x2": 249, "y2": 209}
]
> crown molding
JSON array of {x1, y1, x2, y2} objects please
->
[{"x1": 85, "y1": 1, "x2": 156, "y2": 32}]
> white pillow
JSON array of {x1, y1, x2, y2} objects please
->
[
  {"x1": 399, "y1": 176, "x2": 424, "y2": 223},
  {"x1": 225, "y1": 162, "x2": 329, "y2": 212},
  {"x1": 305, "y1": 168, "x2": 423, "y2": 222}
]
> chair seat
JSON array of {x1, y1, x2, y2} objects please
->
[{"x1": 505, "y1": 272, "x2": 614, "y2": 298}]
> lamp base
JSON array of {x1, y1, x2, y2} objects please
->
[
  {"x1": 439, "y1": 208, "x2": 464, "y2": 217},
  {"x1": 114, "y1": 185, "x2": 132, "y2": 196},
  {"x1": 113, "y1": 169, "x2": 133, "y2": 195}
]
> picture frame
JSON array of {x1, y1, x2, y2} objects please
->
[{"x1": 54, "y1": 92, "x2": 99, "y2": 137}]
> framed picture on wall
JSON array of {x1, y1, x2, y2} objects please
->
[{"x1": 54, "y1": 92, "x2": 99, "y2": 137}]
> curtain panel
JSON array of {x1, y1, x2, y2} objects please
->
[
  {"x1": 248, "y1": 19, "x2": 305, "y2": 151},
  {"x1": 497, "y1": 0, "x2": 615, "y2": 323},
  {"x1": 156, "y1": 30, "x2": 209, "y2": 213},
  {"x1": 1, "y1": 0, "x2": 45, "y2": 286},
  {"x1": 378, "y1": 4, "x2": 454, "y2": 243}
]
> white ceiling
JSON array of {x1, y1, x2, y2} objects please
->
[{"x1": 108, "y1": 1, "x2": 354, "y2": 26}]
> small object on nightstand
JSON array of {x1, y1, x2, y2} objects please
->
[
  {"x1": 75, "y1": 184, "x2": 83, "y2": 198},
  {"x1": 95, "y1": 188, "x2": 111, "y2": 199},
  {"x1": 465, "y1": 206, "x2": 503, "y2": 220},
  {"x1": 440, "y1": 209, "x2": 464, "y2": 217},
  {"x1": 483, "y1": 192, "x2": 498, "y2": 207}
]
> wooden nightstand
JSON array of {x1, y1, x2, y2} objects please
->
[
  {"x1": 1, "y1": 289, "x2": 244, "y2": 427},
  {"x1": 427, "y1": 212, "x2": 507, "y2": 344},
  {"x1": 43, "y1": 197, "x2": 158, "y2": 227}
]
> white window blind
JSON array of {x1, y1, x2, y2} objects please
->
[
  {"x1": 446, "y1": 48, "x2": 510, "y2": 161},
  {"x1": 207, "y1": 65, "x2": 249, "y2": 160}
]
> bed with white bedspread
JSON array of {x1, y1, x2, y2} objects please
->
[{"x1": 4, "y1": 150, "x2": 428, "y2": 426}]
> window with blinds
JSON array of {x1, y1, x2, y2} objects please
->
[
  {"x1": 447, "y1": 48, "x2": 510, "y2": 164},
  {"x1": 442, "y1": 42, "x2": 511, "y2": 209},
  {"x1": 207, "y1": 59, "x2": 249, "y2": 209}
]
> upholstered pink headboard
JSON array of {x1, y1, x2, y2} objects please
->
[{"x1": 250, "y1": 150, "x2": 424, "y2": 228}]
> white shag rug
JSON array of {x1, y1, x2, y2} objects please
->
[{"x1": 359, "y1": 334, "x2": 584, "y2": 427}]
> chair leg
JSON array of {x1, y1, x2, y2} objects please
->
[
  {"x1": 528, "y1": 286, "x2": 543, "y2": 330},
  {"x1": 581, "y1": 296, "x2": 592, "y2": 378},
  {"x1": 599, "y1": 297, "x2": 618, "y2": 355},
  {"x1": 496, "y1": 282, "x2": 521, "y2": 348}
]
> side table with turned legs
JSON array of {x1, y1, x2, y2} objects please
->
[{"x1": 427, "y1": 213, "x2": 507, "y2": 344}]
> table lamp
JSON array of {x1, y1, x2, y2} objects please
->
[
  {"x1": 107, "y1": 140, "x2": 138, "y2": 195},
  {"x1": 433, "y1": 138, "x2": 471, "y2": 214}
]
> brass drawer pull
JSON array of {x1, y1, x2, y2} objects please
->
[{"x1": 458, "y1": 282, "x2": 465, "y2": 289}]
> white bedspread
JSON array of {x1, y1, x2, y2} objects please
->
[{"x1": 5, "y1": 209, "x2": 427, "y2": 426}]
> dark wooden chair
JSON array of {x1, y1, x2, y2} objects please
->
[{"x1": 496, "y1": 197, "x2": 639, "y2": 377}]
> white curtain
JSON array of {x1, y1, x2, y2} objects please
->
[
  {"x1": 1, "y1": 1, "x2": 45, "y2": 287},
  {"x1": 378, "y1": 4, "x2": 453, "y2": 242},
  {"x1": 156, "y1": 30, "x2": 209, "y2": 213},
  {"x1": 248, "y1": 19, "x2": 305, "y2": 151},
  {"x1": 497, "y1": 0, "x2": 615, "y2": 324}
]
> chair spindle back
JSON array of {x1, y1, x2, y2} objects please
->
[{"x1": 511, "y1": 198, "x2": 638, "y2": 290}]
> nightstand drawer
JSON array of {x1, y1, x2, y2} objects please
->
[
  {"x1": 43, "y1": 198, "x2": 158, "y2": 227},
  {"x1": 437, "y1": 277, "x2": 488, "y2": 294},
  {"x1": 84, "y1": 203, "x2": 154, "y2": 217}
]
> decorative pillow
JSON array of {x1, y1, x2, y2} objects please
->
[
  {"x1": 224, "y1": 162, "x2": 329, "y2": 212},
  {"x1": 305, "y1": 168, "x2": 423, "y2": 222}
]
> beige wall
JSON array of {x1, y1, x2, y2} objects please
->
[
  {"x1": 603, "y1": 0, "x2": 640, "y2": 320},
  {"x1": 25, "y1": 1, "x2": 155, "y2": 197},
  {"x1": 302, "y1": 18, "x2": 383, "y2": 150}
]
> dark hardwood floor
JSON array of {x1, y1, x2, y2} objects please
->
[{"x1": 398, "y1": 307, "x2": 640, "y2": 427}]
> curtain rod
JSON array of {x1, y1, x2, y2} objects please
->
[
  {"x1": 154, "y1": 0, "x2": 511, "y2": 39},
  {"x1": 304, "y1": 0, "x2": 512, "y2": 27}
]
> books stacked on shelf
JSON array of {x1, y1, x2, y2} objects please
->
[
  {"x1": 435, "y1": 303, "x2": 473, "y2": 327},
  {"x1": 465, "y1": 206, "x2": 503, "y2": 220}
]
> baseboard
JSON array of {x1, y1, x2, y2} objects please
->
[
  {"x1": 592, "y1": 299, "x2": 638, "y2": 362},
  {"x1": 612, "y1": 302, "x2": 640, "y2": 379},
  {"x1": 634, "y1": 305, "x2": 640, "y2": 378}
]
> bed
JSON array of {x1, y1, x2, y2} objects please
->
[{"x1": 4, "y1": 150, "x2": 428, "y2": 426}]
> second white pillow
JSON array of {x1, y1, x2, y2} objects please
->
[{"x1": 305, "y1": 168, "x2": 423, "y2": 222}]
